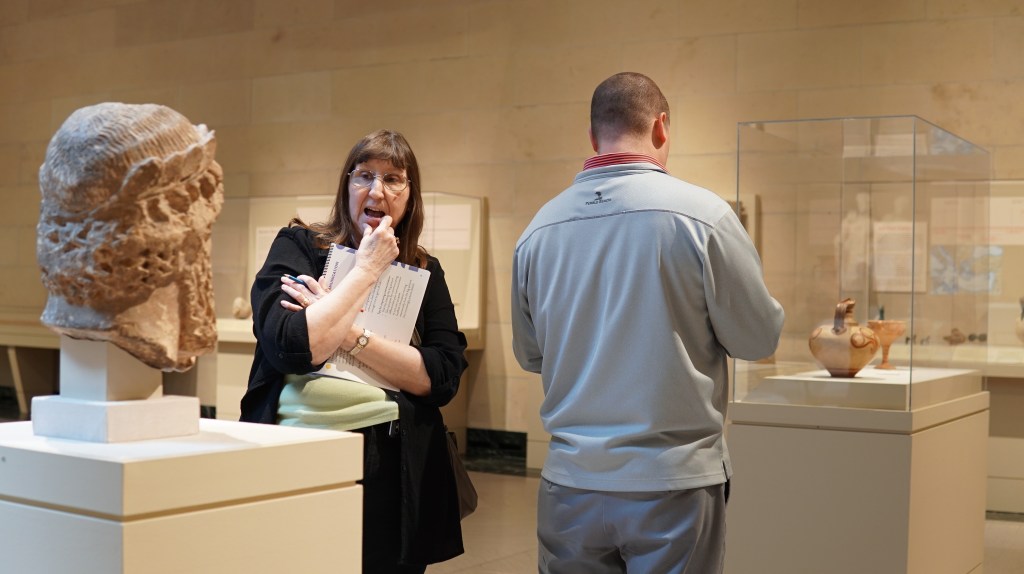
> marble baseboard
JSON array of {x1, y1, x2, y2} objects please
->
[
  {"x1": 0, "y1": 387, "x2": 20, "y2": 422},
  {"x1": 988, "y1": 511, "x2": 1024, "y2": 522},
  {"x1": 464, "y1": 428, "x2": 535, "y2": 477}
]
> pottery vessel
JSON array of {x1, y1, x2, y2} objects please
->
[
  {"x1": 866, "y1": 319, "x2": 906, "y2": 370},
  {"x1": 944, "y1": 328, "x2": 966, "y2": 345},
  {"x1": 808, "y1": 298, "x2": 880, "y2": 378},
  {"x1": 1016, "y1": 297, "x2": 1024, "y2": 345}
]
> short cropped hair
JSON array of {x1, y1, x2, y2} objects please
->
[{"x1": 590, "y1": 72, "x2": 670, "y2": 142}]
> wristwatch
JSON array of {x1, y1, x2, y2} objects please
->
[{"x1": 349, "y1": 328, "x2": 372, "y2": 356}]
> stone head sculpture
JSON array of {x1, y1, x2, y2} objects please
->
[{"x1": 37, "y1": 103, "x2": 224, "y2": 371}]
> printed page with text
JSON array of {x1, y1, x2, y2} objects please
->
[{"x1": 314, "y1": 244, "x2": 430, "y2": 390}]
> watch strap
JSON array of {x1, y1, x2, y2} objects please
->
[{"x1": 349, "y1": 328, "x2": 372, "y2": 356}]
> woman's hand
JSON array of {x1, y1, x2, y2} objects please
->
[
  {"x1": 278, "y1": 217, "x2": 400, "y2": 366},
  {"x1": 355, "y1": 215, "x2": 400, "y2": 277},
  {"x1": 280, "y1": 274, "x2": 330, "y2": 312},
  {"x1": 280, "y1": 216, "x2": 398, "y2": 313}
]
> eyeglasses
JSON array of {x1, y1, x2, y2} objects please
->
[{"x1": 348, "y1": 169, "x2": 411, "y2": 194}]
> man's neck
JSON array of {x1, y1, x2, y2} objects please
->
[
  {"x1": 595, "y1": 136, "x2": 648, "y2": 156},
  {"x1": 595, "y1": 137, "x2": 666, "y2": 166}
]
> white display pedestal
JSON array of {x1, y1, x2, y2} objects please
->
[
  {"x1": 0, "y1": 419, "x2": 363, "y2": 573},
  {"x1": 32, "y1": 337, "x2": 201, "y2": 443},
  {"x1": 725, "y1": 368, "x2": 988, "y2": 574}
]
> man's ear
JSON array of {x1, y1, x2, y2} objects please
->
[
  {"x1": 652, "y1": 112, "x2": 669, "y2": 149},
  {"x1": 588, "y1": 127, "x2": 599, "y2": 153}
]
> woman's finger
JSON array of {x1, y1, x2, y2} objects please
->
[
  {"x1": 282, "y1": 274, "x2": 309, "y2": 291},
  {"x1": 306, "y1": 278, "x2": 324, "y2": 296},
  {"x1": 281, "y1": 279, "x2": 321, "y2": 309}
]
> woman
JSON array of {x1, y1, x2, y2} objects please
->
[{"x1": 241, "y1": 129, "x2": 468, "y2": 573}]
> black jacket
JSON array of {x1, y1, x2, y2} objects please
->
[{"x1": 240, "y1": 226, "x2": 468, "y2": 564}]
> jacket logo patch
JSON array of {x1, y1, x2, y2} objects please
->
[{"x1": 585, "y1": 191, "x2": 612, "y2": 205}]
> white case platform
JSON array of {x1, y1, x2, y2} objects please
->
[
  {"x1": 726, "y1": 370, "x2": 988, "y2": 574},
  {"x1": 0, "y1": 419, "x2": 363, "y2": 573},
  {"x1": 743, "y1": 366, "x2": 982, "y2": 410}
]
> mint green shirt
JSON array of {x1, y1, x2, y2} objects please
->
[{"x1": 277, "y1": 374, "x2": 398, "y2": 431}]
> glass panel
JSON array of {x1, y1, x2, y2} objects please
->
[{"x1": 733, "y1": 116, "x2": 989, "y2": 411}]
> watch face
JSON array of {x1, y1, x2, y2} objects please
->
[{"x1": 358, "y1": 335, "x2": 369, "y2": 346}]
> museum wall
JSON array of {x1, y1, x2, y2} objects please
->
[{"x1": 2, "y1": 0, "x2": 1024, "y2": 457}]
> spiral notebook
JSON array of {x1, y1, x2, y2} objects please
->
[{"x1": 313, "y1": 243, "x2": 431, "y2": 390}]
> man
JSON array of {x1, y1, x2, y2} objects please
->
[{"x1": 511, "y1": 72, "x2": 784, "y2": 573}]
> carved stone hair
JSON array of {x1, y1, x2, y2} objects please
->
[{"x1": 37, "y1": 103, "x2": 224, "y2": 371}]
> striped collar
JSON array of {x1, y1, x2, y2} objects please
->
[{"x1": 582, "y1": 152, "x2": 666, "y2": 172}]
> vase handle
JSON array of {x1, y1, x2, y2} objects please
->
[{"x1": 833, "y1": 299, "x2": 855, "y2": 334}]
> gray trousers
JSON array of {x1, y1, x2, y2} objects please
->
[{"x1": 537, "y1": 478, "x2": 727, "y2": 574}]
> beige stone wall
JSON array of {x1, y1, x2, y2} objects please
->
[{"x1": 3, "y1": 0, "x2": 1024, "y2": 442}]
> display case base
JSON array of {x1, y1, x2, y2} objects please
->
[
  {"x1": 988, "y1": 435, "x2": 1024, "y2": 513},
  {"x1": 725, "y1": 392, "x2": 988, "y2": 574},
  {"x1": 747, "y1": 366, "x2": 981, "y2": 410}
]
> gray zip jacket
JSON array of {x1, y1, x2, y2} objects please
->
[{"x1": 512, "y1": 162, "x2": 784, "y2": 491}]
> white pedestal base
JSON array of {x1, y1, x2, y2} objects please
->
[
  {"x1": 725, "y1": 392, "x2": 989, "y2": 574},
  {"x1": 0, "y1": 419, "x2": 363, "y2": 573},
  {"x1": 31, "y1": 394, "x2": 199, "y2": 442},
  {"x1": 0, "y1": 488, "x2": 361, "y2": 573},
  {"x1": 31, "y1": 336, "x2": 202, "y2": 442}
]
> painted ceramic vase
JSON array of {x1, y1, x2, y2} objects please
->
[
  {"x1": 808, "y1": 298, "x2": 880, "y2": 378},
  {"x1": 1016, "y1": 297, "x2": 1024, "y2": 345}
]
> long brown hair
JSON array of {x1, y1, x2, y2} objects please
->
[{"x1": 295, "y1": 129, "x2": 427, "y2": 268}]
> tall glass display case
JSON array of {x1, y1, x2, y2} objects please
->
[
  {"x1": 732, "y1": 116, "x2": 991, "y2": 411},
  {"x1": 726, "y1": 116, "x2": 991, "y2": 574}
]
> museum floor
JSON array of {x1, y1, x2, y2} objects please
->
[
  {"x1": 2, "y1": 391, "x2": 1021, "y2": 573},
  {"x1": 439, "y1": 471, "x2": 1024, "y2": 574}
]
